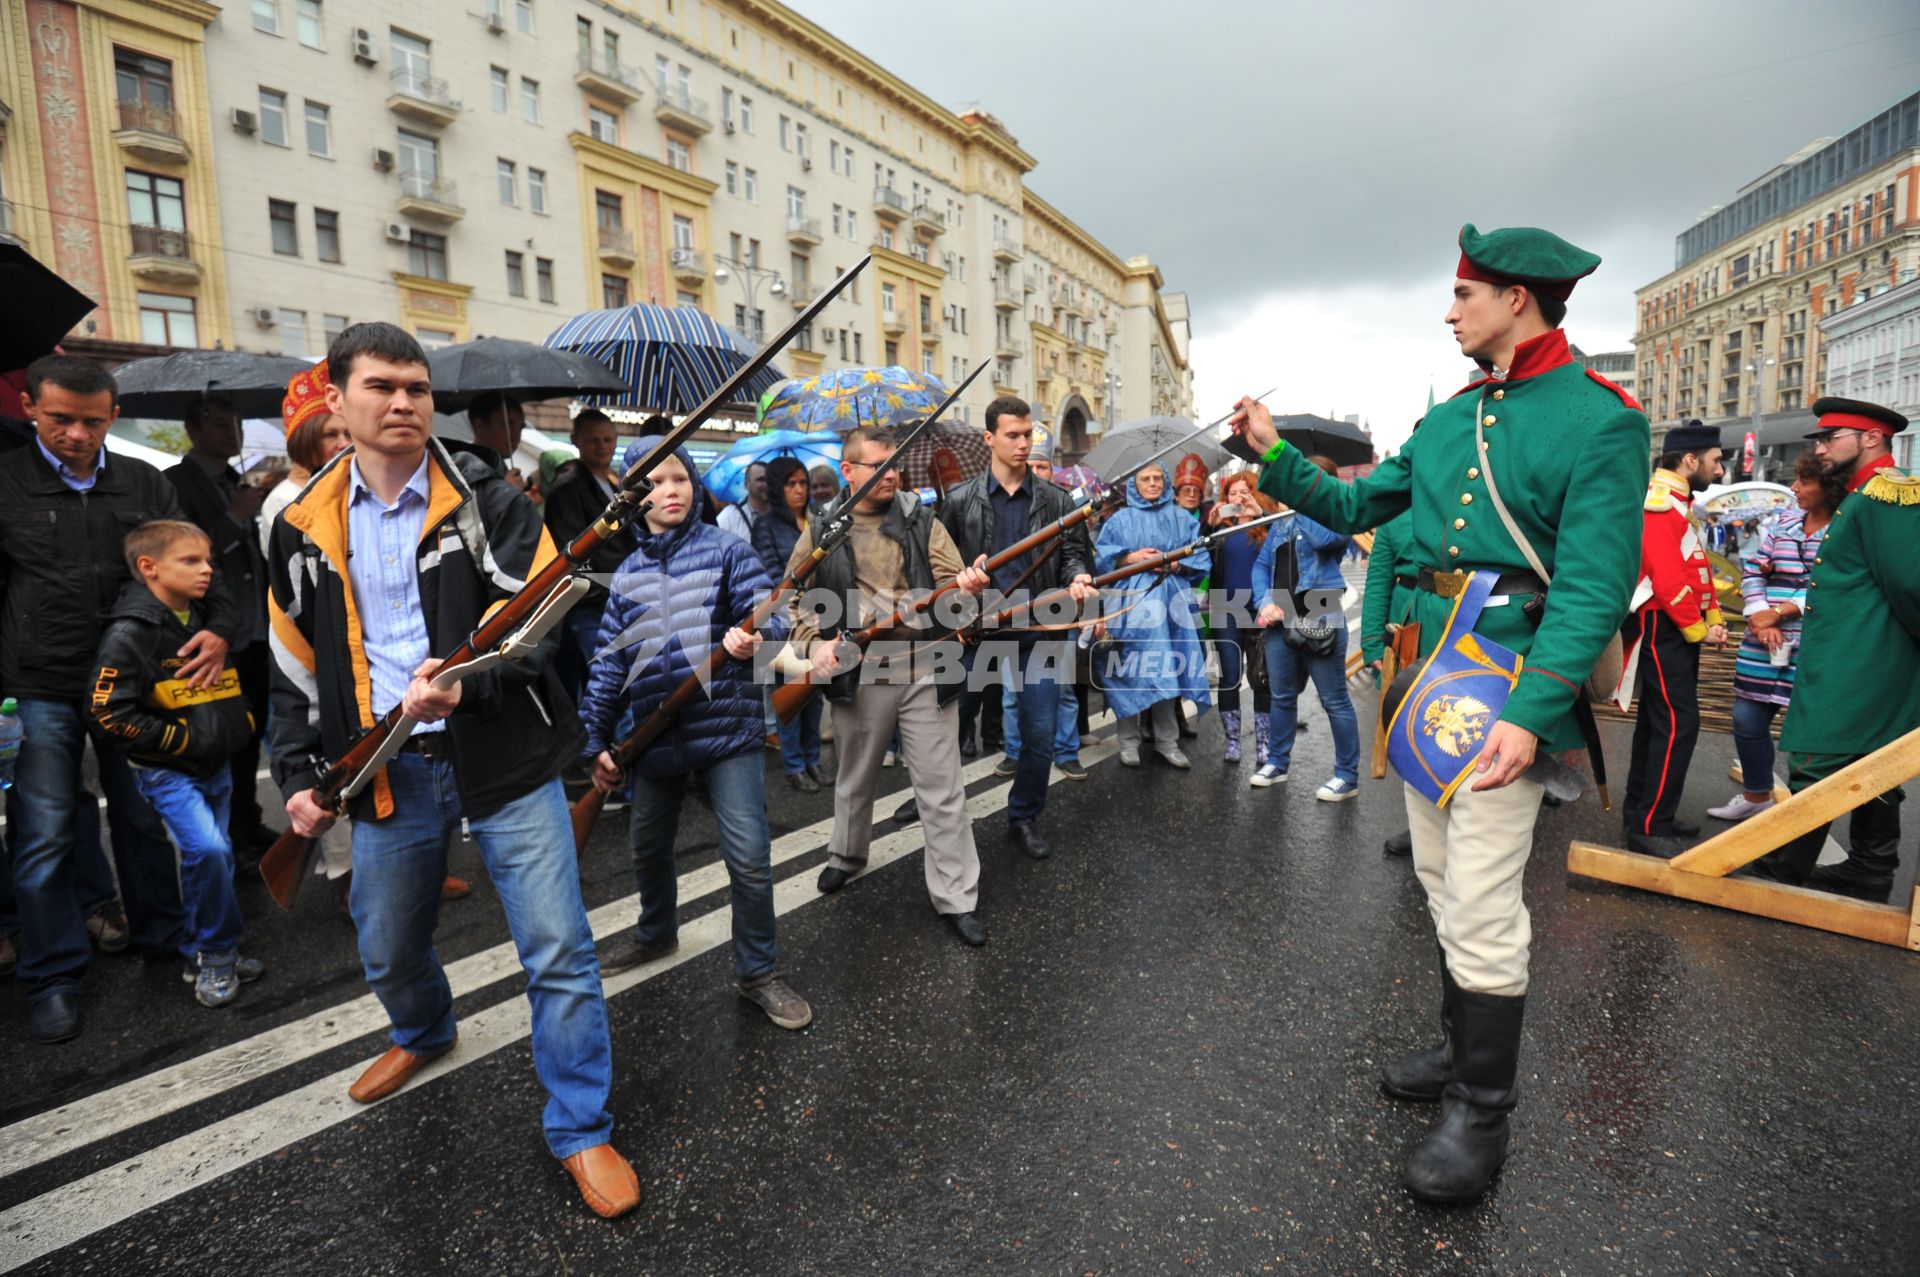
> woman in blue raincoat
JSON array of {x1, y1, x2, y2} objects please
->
[{"x1": 1093, "y1": 461, "x2": 1211, "y2": 768}]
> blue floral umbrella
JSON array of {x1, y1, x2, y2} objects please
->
[
  {"x1": 701, "y1": 430, "x2": 842, "y2": 506},
  {"x1": 544, "y1": 303, "x2": 785, "y2": 412},
  {"x1": 759, "y1": 365, "x2": 948, "y2": 433}
]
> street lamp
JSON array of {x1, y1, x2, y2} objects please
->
[
  {"x1": 1744, "y1": 351, "x2": 1775, "y2": 480},
  {"x1": 711, "y1": 256, "x2": 785, "y2": 347}
]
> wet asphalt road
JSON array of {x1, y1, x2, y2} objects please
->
[{"x1": 3, "y1": 663, "x2": 1919, "y2": 1273}]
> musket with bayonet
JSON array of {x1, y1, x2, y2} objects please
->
[
  {"x1": 767, "y1": 392, "x2": 1274, "y2": 722},
  {"x1": 567, "y1": 359, "x2": 992, "y2": 850},
  {"x1": 259, "y1": 255, "x2": 873, "y2": 908}
]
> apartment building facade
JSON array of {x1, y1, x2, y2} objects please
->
[{"x1": 1, "y1": 0, "x2": 1192, "y2": 454}]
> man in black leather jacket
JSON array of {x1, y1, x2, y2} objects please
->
[{"x1": 938, "y1": 396, "x2": 1095, "y2": 861}]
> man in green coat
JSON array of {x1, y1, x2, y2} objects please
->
[
  {"x1": 1754, "y1": 398, "x2": 1918, "y2": 901},
  {"x1": 1231, "y1": 224, "x2": 1649, "y2": 1205},
  {"x1": 1360, "y1": 509, "x2": 1416, "y2": 856}
]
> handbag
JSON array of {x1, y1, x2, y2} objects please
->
[{"x1": 1275, "y1": 534, "x2": 1341, "y2": 657}]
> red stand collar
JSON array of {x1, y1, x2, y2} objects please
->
[
  {"x1": 1458, "y1": 329, "x2": 1574, "y2": 394},
  {"x1": 1847, "y1": 453, "x2": 1897, "y2": 493}
]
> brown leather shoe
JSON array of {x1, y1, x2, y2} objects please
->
[
  {"x1": 348, "y1": 1039, "x2": 456, "y2": 1104},
  {"x1": 563, "y1": 1143, "x2": 641, "y2": 1218},
  {"x1": 441, "y1": 876, "x2": 472, "y2": 899}
]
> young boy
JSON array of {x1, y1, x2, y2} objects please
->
[
  {"x1": 91, "y1": 520, "x2": 262, "y2": 1007},
  {"x1": 580, "y1": 439, "x2": 812, "y2": 1029}
]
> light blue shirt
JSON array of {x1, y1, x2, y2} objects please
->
[
  {"x1": 35, "y1": 437, "x2": 105, "y2": 492},
  {"x1": 346, "y1": 456, "x2": 444, "y2": 734}
]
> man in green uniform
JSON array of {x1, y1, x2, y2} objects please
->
[
  {"x1": 1753, "y1": 398, "x2": 1917, "y2": 901},
  {"x1": 1230, "y1": 224, "x2": 1649, "y2": 1205},
  {"x1": 1360, "y1": 508, "x2": 1416, "y2": 856}
]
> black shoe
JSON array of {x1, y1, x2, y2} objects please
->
[
  {"x1": 1671, "y1": 818, "x2": 1700, "y2": 836},
  {"x1": 1806, "y1": 861, "x2": 1895, "y2": 903},
  {"x1": 1403, "y1": 990, "x2": 1524, "y2": 1205},
  {"x1": 1057, "y1": 759, "x2": 1089, "y2": 781},
  {"x1": 30, "y1": 992, "x2": 81, "y2": 1044},
  {"x1": 943, "y1": 911, "x2": 988, "y2": 946},
  {"x1": 1383, "y1": 829, "x2": 1414, "y2": 858},
  {"x1": 786, "y1": 771, "x2": 820, "y2": 794},
  {"x1": 1625, "y1": 831, "x2": 1691, "y2": 859},
  {"x1": 1009, "y1": 824, "x2": 1052, "y2": 860},
  {"x1": 1383, "y1": 955, "x2": 1455, "y2": 1102},
  {"x1": 805, "y1": 763, "x2": 830, "y2": 786},
  {"x1": 817, "y1": 866, "x2": 854, "y2": 894},
  {"x1": 893, "y1": 797, "x2": 920, "y2": 825},
  {"x1": 960, "y1": 737, "x2": 979, "y2": 758},
  {"x1": 601, "y1": 933, "x2": 680, "y2": 974},
  {"x1": 992, "y1": 756, "x2": 1018, "y2": 778}
]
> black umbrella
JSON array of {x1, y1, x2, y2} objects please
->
[
  {"x1": 113, "y1": 350, "x2": 315, "y2": 419},
  {"x1": 428, "y1": 337, "x2": 628, "y2": 412},
  {"x1": 1, "y1": 243, "x2": 97, "y2": 371},
  {"x1": 1223, "y1": 412, "x2": 1376, "y2": 467}
]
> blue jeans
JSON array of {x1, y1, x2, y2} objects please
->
[
  {"x1": 1263, "y1": 622, "x2": 1361, "y2": 782},
  {"x1": 778, "y1": 694, "x2": 823, "y2": 775},
  {"x1": 351, "y1": 754, "x2": 613, "y2": 1159},
  {"x1": 133, "y1": 766, "x2": 244, "y2": 960},
  {"x1": 10, "y1": 698, "x2": 185, "y2": 1001},
  {"x1": 977, "y1": 638, "x2": 1066, "y2": 827},
  {"x1": 626, "y1": 749, "x2": 776, "y2": 980},
  {"x1": 1003, "y1": 673, "x2": 1080, "y2": 765},
  {"x1": 1212, "y1": 616, "x2": 1271, "y2": 716},
  {"x1": 1, "y1": 769, "x2": 120, "y2": 938},
  {"x1": 1732, "y1": 695, "x2": 1782, "y2": 792}
]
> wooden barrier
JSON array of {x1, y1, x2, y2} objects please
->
[{"x1": 1567, "y1": 725, "x2": 1920, "y2": 950}]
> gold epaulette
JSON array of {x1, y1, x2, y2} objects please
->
[
  {"x1": 1860, "y1": 470, "x2": 1920, "y2": 506},
  {"x1": 1643, "y1": 486, "x2": 1674, "y2": 513}
]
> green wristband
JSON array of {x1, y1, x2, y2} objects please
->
[{"x1": 1261, "y1": 438, "x2": 1287, "y2": 463}]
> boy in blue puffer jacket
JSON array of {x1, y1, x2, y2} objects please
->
[{"x1": 579, "y1": 439, "x2": 812, "y2": 1029}]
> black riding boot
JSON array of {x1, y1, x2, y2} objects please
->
[
  {"x1": 1382, "y1": 956, "x2": 1457, "y2": 1102},
  {"x1": 1403, "y1": 989, "x2": 1525, "y2": 1205},
  {"x1": 1808, "y1": 790, "x2": 1904, "y2": 902}
]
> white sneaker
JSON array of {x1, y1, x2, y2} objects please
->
[
  {"x1": 1316, "y1": 778, "x2": 1358, "y2": 803},
  {"x1": 1707, "y1": 793, "x2": 1774, "y2": 821},
  {"x1": 881, "y1": 750, "x2": 897, "y2": 767},
  {"x1": 1250, "y1": 764, "x2": 1287, "y2": 788},
  {"x1": 1119, "y1": 746, "x2": 1141, "y2": 767},
  {"x1": 1155, "y1": 745, "x2": 1192, "y2": 770}
]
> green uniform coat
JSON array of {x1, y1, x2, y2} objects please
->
[
  {"x1": 1779, "y1": 462, "x2": 1920, "y2": 757},
  {"x1": 1360, "y1": 511, "x2": 1416, "y2": 664},
  {"x1": 1258, "y1": 329, "x2": 1649, "y2": 754}
]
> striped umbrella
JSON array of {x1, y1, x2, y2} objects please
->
[
  {"x1": 543, "y1": 303, "x2": 786, "y2": 412},
  {"x1": 759, "y1": 365, "x2": 949, "y2": 433}
]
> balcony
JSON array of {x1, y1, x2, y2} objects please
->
[
  {"x1": 114, "y1": 100, "x2": 191, "y2": 164},
  {"x1": 0, "y1": 198, "x2": 21, "y2": 246},
  {"x1": 992, "y1": 232, "x2": 1021, "y2": 264},
  {"x1": 910, "y1": 203, "x2": 945, "y2": 238},
  {"x1": 127, "y1": 224, "x2": 199, "y2": 285},
  {"x1": 576, "y1": 52, "x2": 642, "y2": 105},
  {"x1": 919, "y1": 320, "x2": 940, "y2": 344},
  {"x1": 881, "y1": 309, "x2": 908, "y2": 337},
  {"x1": 670, "y1": 246, "x2": 706, "y2": 285},
  {"x1": 785, "y1": 214, "x2": 822, "y2": 247},
  {"x1": 652, "y1": 82, "x2": 711, "y2": 135},
  {"x1": 1023, "y1": 268, "x2": 1041, "y2": 294},
  {"x1": 1104, "y1": 314, "x2": 1118, "y2": 335},
  {"x1": 995, "y1": 335, "x2": 1025, "y2": 359},
  {"x1": 788, "y1": 281, "x2": 824, "y2": 308},
  {"x1": 597, "y1": 225, "x2": 636, "y2": 267},
  {"x1": 396, "y1": 173, "x2": 464, "y2": 222},
  {"x1": 872, "y1": 186, "x2": 908, "y2": 222},
  {"x1": 992, "y1": 279, "x2": 1020, "y2": 311},
  {"x1": 387, "y1": 67, "x2": 460, "y2": 126}
]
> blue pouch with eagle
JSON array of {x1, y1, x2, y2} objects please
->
[{"x1": 1384, "y1": 571, "x2": 1524, "y2": 808}]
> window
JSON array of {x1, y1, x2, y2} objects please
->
[
  {"x1": 505, "y1": 250, "x2": 525, "y2": 297},
  {"x1": 528, "y1": 168, "x2": 547, "y2": 213},
  {"x1": 296, "y1": 0, "x2": 322, "y2": 47},
  {"x1": 303, "y1": 100, "x2": 331, "y2": 155},
  {"x1": 269, "y1": 199, "x2": 299, "y2": 254},
  {"x1": 677, "y1": 290, "x2": 700, "y2": 308},
  {"x1": 278, "y1": 309, "x2": 308, "y2": 357},
  {"x1": 520, "y1": 77, "x2": 540, "y2": 123},
  {"x1": 829, "y1": 140, "x2": 839, "y2": 170},
  {"x1": 114, "y1": 49, "x2": 174, "y2": 120},
  {"x1": 831, "y1": 204, "x2": 842, "y2": 235},
  {"x1": 407, "y1": 231, "x2": 447, "y2": 280},
  {"x1": 721, "y1": 87, "x2": 734, "y2": 125},
  {"x1": 252, "y1": 0, "x2": 280, "y2": 35},
  {"x1": 323, "y1": 313, "x2": 349, "y2": 345},
  {"x1": 786, "y1": 185, "x2": 805, "y2": 219},
  {"x1": 575, "y1": 16, "x2": 592, "y2": 61},
  {"x1": 602, "y1": 274, "x2": 629, "y2": 308},
  {"x1": 588, "y1": 105, "x2": 618, "y2": 144},
  {"x1": 738, "y1": 95, "x2": 753, "y2": 133},
  {"x1": 672, "y1": 215, "x2": 693, "y2": 251},
  {"x1": 795, "y1": 123, "x2": 808, "y2": 160},
  {"x1": 603, "y1": 29, "x2": 618, "y2": 63},
  {"x1": 595, "y1": 190, "x2": 622, "y2": 230},
  {"x1": 536, "y1": 256, "x2": 555, "y2": 303},
  {"x1": 841, "y1": 144, "x2": 853, "y2": 178},
  {"x1": 779, "y1": 115, "x2": 790, "y2": 151},
  {"x1": 515, "y1": 0, "x2": 533, "y2": 33},
  {"x1": 743, "y1": 168, "x2": 757, "y2": 203},
  {"x1": 396, "y1": 128, "x2": 438, "y2": 181},
  {"x1": 881, "y1": 283, "x2": 896, "y2": 316},
  {"x1": 666, "y1": 137, "x2": 690, "y2": 172},
  {"x1": 258, "y1": 88, "x2": 289, "y2": 146},
  {"x1": 314, "y1": 207, "x2": 340, "y2": 262},
  {"x1": 390, "y1": 30, "x2": 430, "y2": 81},
  {"x1": 497, "y1": 159, "x2": 517, "y2": 204},
  {"x1": 138, "y1": 292, "x2": 197, "y2": 347},
  {"x1": 125, "y1": 170, "x2": 186, "y2": 230},
  {"x1": 490, "y1": 67, "x2": 509, "y2": 112},
  {"x1": 416, "y1": 328, "x2": 455, "y2": 350},
  {"x1": 725, "y1": 161, "x2": 738, "y2": 196}
]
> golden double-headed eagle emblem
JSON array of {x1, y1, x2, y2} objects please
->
[{"x1": 1422, "y1": 694, "x2": 1491, "y2": 759}]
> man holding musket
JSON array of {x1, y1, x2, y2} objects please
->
[{"x1": 1229, "y1": 224, "x2": 1648, "y2": 1204}]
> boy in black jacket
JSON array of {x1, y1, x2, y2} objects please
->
[{"x1": 91, "y1": 521, "x2": 263, "y2": 1007}]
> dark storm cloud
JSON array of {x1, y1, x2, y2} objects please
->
[{"x1": 792, "y1": 0, "x2": 1919, "y2": 321}]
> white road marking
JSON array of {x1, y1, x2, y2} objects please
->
[{"x1": 0, "y1": 734, "x2": 1117, "y2": 1271}]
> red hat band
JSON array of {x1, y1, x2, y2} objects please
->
[{"x1": 1455, "y1": 254, "x2": 1577, "y2": 302}]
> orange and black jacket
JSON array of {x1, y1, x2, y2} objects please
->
[
  {"x1": 263, "y1": 441, "x2": 583, "y2": 822},
  {"x1": 89, "y1": 582, "x2": 255, "y2": 778}
]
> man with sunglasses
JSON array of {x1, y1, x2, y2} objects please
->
[{"x1": 1754, "y1": 397, "x2": 1917, "y2": 902}]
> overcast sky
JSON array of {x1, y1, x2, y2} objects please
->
[{"x1": 792, "y1": 0, "x2": 1919, "y2": 450}]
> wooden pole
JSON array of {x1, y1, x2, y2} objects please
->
[{"x1": 1370, "y1": 648, "x2": 1397, "y2": 779}]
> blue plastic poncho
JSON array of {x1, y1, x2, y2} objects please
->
[{"x1": 1092, "y1": 467, "x2": 1212, "y2": 719}]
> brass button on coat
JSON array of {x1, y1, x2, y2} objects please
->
[
  {"x1": 1453, "y1": 517, "x2": 1466, "y2": 530},
  {"x1": 1492, "y1": 389, "x2": 1505, "y2": 400},
  {"x1": 1467, "y1": 467, "x2": 1480, "y2": 480},
  {"x1": 1448, "y1": 546, "x2": 1461, "y2": 558},
  {"x1": 1483, "y1": 415, "x2": 1497, "y2": 426},
  {"x1": 1460, "y1": 493, "x2": 1473, "y2": 506}
]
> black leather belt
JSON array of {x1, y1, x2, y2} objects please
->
[
  {"x1": 1398, "y1": 568, "x2": 1547, "y2": 599},
  {"x1": 399, "y1": 732, "x2": 450, "y2": 758}
]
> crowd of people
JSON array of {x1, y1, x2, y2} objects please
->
[{"x1": 2, "y1": 218, "x2": 1913, "y2": 1221}]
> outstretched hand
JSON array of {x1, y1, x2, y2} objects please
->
[{"x1": 1227, "y1": 396, "x2": 1279, "y2": 455}]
